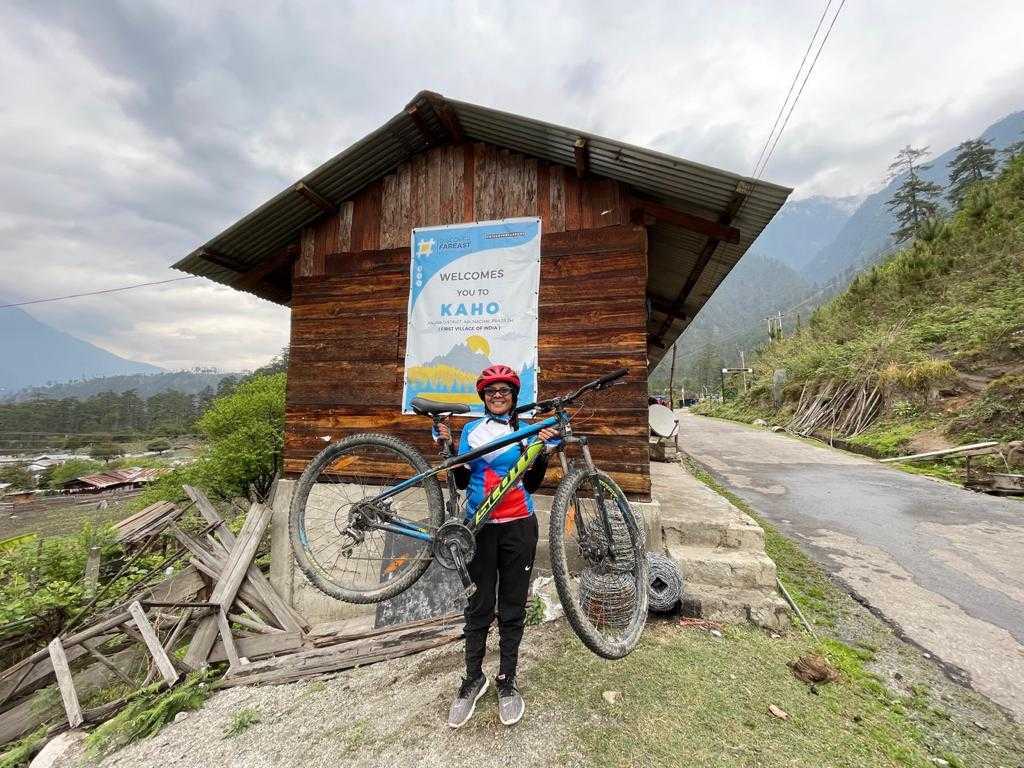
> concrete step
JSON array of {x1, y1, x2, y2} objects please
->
[
  {"x1": 660, "y1": 512, "x2": 765, "y2": 552},
  {"x1": 683, "y1": 583, "x2": 789, "y2": 631},
  {"x1": 668, "y1": 545, "x2": 777, "y2": 591}
]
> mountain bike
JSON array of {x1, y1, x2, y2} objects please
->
[{"x1": 289, "y1": 368, "x2": 647, "y2": 659}]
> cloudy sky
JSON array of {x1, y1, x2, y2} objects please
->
[{"x1": 2, "y1": 0, "x2": 1023, "y2": 372}]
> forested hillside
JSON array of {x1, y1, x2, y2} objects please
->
[
  {"x1": 6, "y1": 370, "x2": 236, "y2": 402},
  {"x1": 650, "y1": 253, "x2": 811, "y2": 396},
  {"x1": 698, "y1": 153, "x2": 1024, "y2": 459}
]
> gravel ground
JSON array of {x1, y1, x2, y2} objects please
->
[{"x1": 57, "y1": 622, "x2": 583, "y2": 768}]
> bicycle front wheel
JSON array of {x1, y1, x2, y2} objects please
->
[
  {"x1": 549, "y1": 468, "x2": 648, "y2": 659},
  {"x1": 289, "y1": 433, "x2": 444, "y2": 604}
]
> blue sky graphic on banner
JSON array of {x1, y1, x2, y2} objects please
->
[{"x1": 402, "y1": 218, "x2": 541, "y2": 415}]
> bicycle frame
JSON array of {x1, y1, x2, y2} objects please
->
[{"x1": 365, "y1": 413, "x2": 564, "y2": 544}]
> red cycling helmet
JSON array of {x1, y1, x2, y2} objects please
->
[{"x1": 475, "y1": 364, "x2": 521, "y2": 399}]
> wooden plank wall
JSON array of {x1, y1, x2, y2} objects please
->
[
  {"x1": 295, "y1": 143, "x2": 631, "y2": 277},
  {"x1": 286, "y1": 143, "x2": 650, "y2": 498}
]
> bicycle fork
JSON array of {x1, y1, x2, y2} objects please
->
[{"x1": 559, "y1": 435, "x2": 617, "y2": 563}]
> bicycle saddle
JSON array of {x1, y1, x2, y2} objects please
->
[{"x1": 410, "y1": 397, "x2": 471, "y2": 416}]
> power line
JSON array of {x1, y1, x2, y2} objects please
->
[
  {"x1": 0, "y1": 276, "x2": 197, "y2": 309},
  {"x1": 749, "y1": 0, "x2": 834, "y2": 182},
  {"x1": 759, "y1": 0, "x2": 847, "y2": 178}
]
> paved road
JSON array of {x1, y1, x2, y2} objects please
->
[{"x1": 676, "y1": 411, "x2": 1024, "y2": 721}]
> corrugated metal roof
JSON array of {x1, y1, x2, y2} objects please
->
[{"x1": 173, "y1": 90, "x2": 791, "y2": 366}]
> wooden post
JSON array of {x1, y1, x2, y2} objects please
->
[
  {"x1": 216, "y1": 610, "x2": 241, "y2": 670},
  {"x1": 84, "y1": 546, "x2": 101, "y2": 596},
  {"x1": 47, "y1": 638, "x2": 83, "y2": 728}
]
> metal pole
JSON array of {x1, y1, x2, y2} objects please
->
[
  {"x1": 668, "y1": 341, "x2": 677, "y2": 408},
  {"x1": 740, "y1": 351, "x2": 748, "y2": 393}
]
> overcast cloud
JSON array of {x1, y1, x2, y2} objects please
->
[{"x1": 2, "y1": 0, "x2": 1023, "y2": 371}]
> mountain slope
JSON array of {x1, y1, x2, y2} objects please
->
[
  {"x1": 651, "y1": 254, "x2": 812, "y2": 393},
  {"x1": 805, "y1": 110, "x2": 1024, "y2": 283},
  {"x1": 749, "y1": 195, "x2": 862, "y2": 272},
  {"x1": 0, "y1": 306, "x2": 162, "y2": 395}
]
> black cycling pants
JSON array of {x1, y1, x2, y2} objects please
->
[{"x1": 463, "y1": 514, "x2": 539, "y2": 679}]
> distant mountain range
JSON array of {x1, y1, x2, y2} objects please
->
[
  {"x1": 0, "y1": 305, "x2": 163, "y2": 396},
  {"x1": 661, "y1": 107, "x2": 1024, "y2": 392},
  {"x1": 800, "y1": 109, "x2": 1024, "y2": 283},
  {"x1": 750, "y1": 194, "x2": 865, "y2": 272},
  {"x1": 7, "y1": 370, "x2": 237, "y2": 402}
]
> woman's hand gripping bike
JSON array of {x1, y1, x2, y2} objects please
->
[{"x1": 288, "y1": 368, "x2": 648, "y2": 659}]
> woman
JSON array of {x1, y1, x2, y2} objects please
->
[{"x1": 434, "y1": 364, "x2": 559, "y2": 728}]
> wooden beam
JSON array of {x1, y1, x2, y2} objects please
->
[
  {"x1": 183, "y1": 503, "x2": 273, "y2": 668},
  {"x1": 574, "y1": 137, "x2": 589, "y2": 178},
  {"x1": 648, "y1": 295, "x2": 689, "y2": 319},
  {"x1": 630, "y1": 200, "x2": 741, "y2": 244},
  {"x1": 197, "y1": 248, "x2": 246, "y2": 275},
  {"x1": 235, "y1": 245, "x2": 299, "y2": 291},
  {"x1": 405, "y1": 103, "x2": 436, "y2": 147},
  {"x1": 650, "y1": 188, "x2": 747, "y2": 345},
  {"x1": 422, "y1": 91, "x2": 464, "y2": 143},
  {"x1": 128, "y1": 601, "x2": 179, "y2": 686},
  {"x1": 182, "y1": 485, "x2": 307, "y2": 632},
  {"x1": 294, "y1": 181, "x2": 335, "y2": 214}
]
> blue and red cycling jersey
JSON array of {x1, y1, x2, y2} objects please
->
[{"x1": 456, "y1": 414, "x2": 537, "y2": 524}]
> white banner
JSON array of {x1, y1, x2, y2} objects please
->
[{"x1": 402, "y1": 218, "x2": 541, "y2": 415}]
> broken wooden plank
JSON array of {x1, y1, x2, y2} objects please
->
[
  {"x1": 880, "y1": 441, "x2": 1001, "y2": 463},
  {"x1": 221, "y1": 630, "x2": 463, "y2": 687},
  {"x1": 127, "y1": 601, "x2": 179, "y2": 686},
  {"x1": 216, "y1": 610, "x2": 241, "y2": 670},
  {"x1": 184, "y1": 503, "x2": 273, "y2": 668},
  {"x1": 208, "y1": 630, "x2": 302, "y2": 664},
  {"x1": 81, "y1": 639, "x2": 134, "y2": 686},
  {"x1": 48, "y1": 638, "x2": 83, "y2": 728},
  {"x1": 183, "y1": 486, "x2": 308, "y2": 632}
]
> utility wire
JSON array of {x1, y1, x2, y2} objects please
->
[
  {"x1": 0, "y1": 276, "x2": 197, "y2": 309},
  {"x1": 758, "y1": 0, "x2": 847, "y2": 178},
  {"x1": 748, "y1": 0, "x2": 834, "y2": 181}
]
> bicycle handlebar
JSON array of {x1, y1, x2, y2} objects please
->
[{"x1": 514, "y1": 368, "x2": 628, "y2": 415}]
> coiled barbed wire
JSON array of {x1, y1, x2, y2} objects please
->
[
  {"x1": 579, "y1": 569, "x2": 638, "y2": 631},
  {"x1": 588, "y1": 503, "x2": 645, "y2": 573},
  {"x1": 646, "y1": 552, "x2": 684, "y2": 613}
]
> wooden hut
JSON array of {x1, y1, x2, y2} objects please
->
[{"x1": 174, "y1": 92, "x2": 790, "y2": 500}]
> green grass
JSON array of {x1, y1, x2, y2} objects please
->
[
  {"x1": 524, "y1": 457, "x2": 1023, "y2": 767},
  {"x1": 223, "y1": 707, "x2": 262, "y2": 739},
  {"x1": 531, "y1": 624, "x2": 936, "y2": 768},
  {"x1": 0, "y1": 728, "x2": 46, "y2": 768},
  {"x1": 846, "y1": 417, "x2": 940, "y2": 457},
  {"x1": 85, "y1": 671, "x2": 216, "y2": 758}
]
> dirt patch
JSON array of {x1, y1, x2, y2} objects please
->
[{"x1": 60, "y1": 622, "x2": 582, "y2": 768}]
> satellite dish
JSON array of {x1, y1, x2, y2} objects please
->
[{"x1": 648, "y1": 404, "x2": 678, "y2": 438}]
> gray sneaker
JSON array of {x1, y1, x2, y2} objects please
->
[
  {"x1": 496, "y1": 674, "x2": 525, "y2": 726},
  {"x1": 447, "y1": 674, "x2": 488, "y2": 729}
]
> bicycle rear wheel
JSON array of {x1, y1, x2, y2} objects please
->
[
  {"x1": 289, "y1": 433, "x2": 444, "y2": 604},
  {"x1": 549, "y1": 468, "x2": 648, "y2": 659}
]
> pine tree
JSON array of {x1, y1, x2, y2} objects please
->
[
  {"x1": 885, "y1": 145, "x2": 943, "y2": 243},
  {"x1": 946, "y1": 138, "x2": 997, "y2": 206}
]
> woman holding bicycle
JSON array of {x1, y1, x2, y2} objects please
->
[{"x1": 434, "y1": 364, "x2": 559, "y2": 728}]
